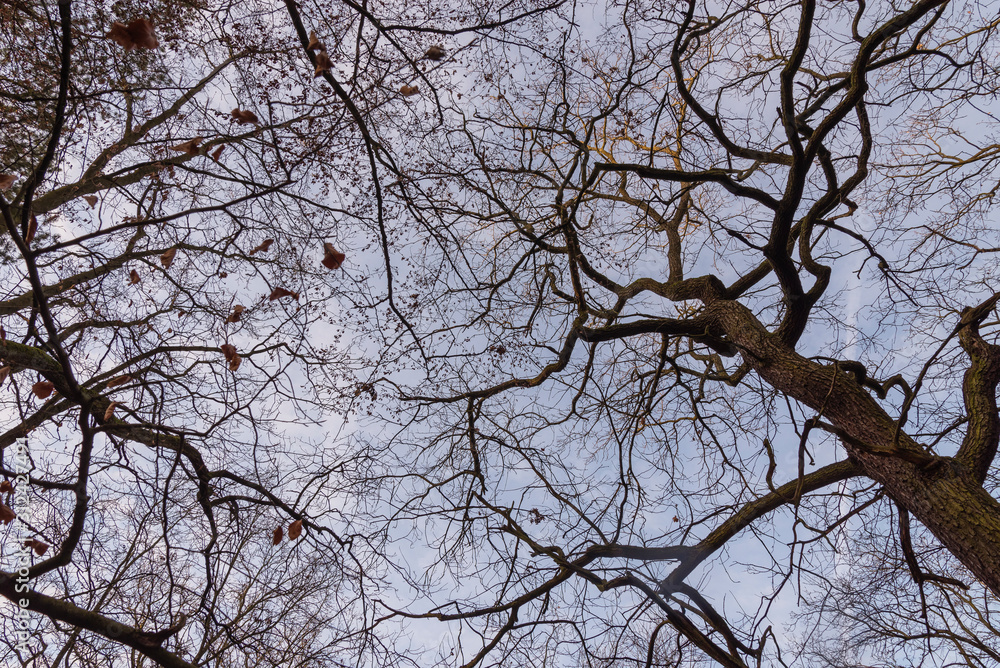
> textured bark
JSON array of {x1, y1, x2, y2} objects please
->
[
  {"x1": 0, "y1": 573, "x2": 195, "y2": 668},
  {"x1": 713, "y1": 300, "x2": 1000, "y2": 595},
  {"x1": 956, "y1": 313, "x2": 1000, "y2": 482}
]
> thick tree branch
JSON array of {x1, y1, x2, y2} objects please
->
[{"x1": 0, "y1": 573, "x2": 195, "y2": 668}]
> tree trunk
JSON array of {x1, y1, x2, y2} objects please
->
[{"x1": 715, "y1": 300, "x2": 1000, "y2": 595}]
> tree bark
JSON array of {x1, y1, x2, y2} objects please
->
[{"x1": 713, "y1": 300, "x2": 1000, "y2": 595}]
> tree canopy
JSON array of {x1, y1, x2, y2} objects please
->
[{"x1": 3, "y1": 0, "x2": 1000, "y2": 666}]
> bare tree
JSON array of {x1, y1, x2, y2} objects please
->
[
  {"x1": 4, "y1": 0, "x2": 1000, "y2": 666},
  {"x1": 339, "y1": 0, "x2": 1000, "y2": 665},
  {"x1": 0, "y1": 0, "x2": 531, "y2": 664}
]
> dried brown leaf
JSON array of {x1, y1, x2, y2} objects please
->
[
  {"x1": 24, "y1": 538, "x2": 48, "y2": 556},
  {"x1": 211, "y1": 145, "x2": 224, "y2": 161},
  {"x1": 220, "y1": 344, "x2": 241, "y2": 371},
  {"x1": 32, "y1": 380, "x2": 54, "y2": 399},
  {"x1": 268, "y1": 287, "x2": 299, "y2": 301},
  {"x1": 0, "y1": 174, "x2": 14, "y2": 191},
  {"x1": 272, "y1": 526, "x2": 283, "y2": 545},
  {"x1": 107, "y1": 18, "x2": 158, "y2": 50},
  {"x1": 231, "y1": 108, "x2": 259, "y2": 125},
  {"x1": 129, "y1": 269, "x2": 141, "y2": 284},
  {"x1": 103, "y1": 401, "x2": 121, "y2": 421},
  {"x1": 314, "y1": 50, "x2": 333, "y2": 78},
  {"x1": 226, "y1": 305, "x2": 245, "y2": 323},
  {"x1": 321, "y1": 243, "x2": 345, "y2": 270},
  {"x1": 83, "y1": 195, "x2": 99, "y2": 208},
  {"x1": 0, "y1": 502, "x2": 15, "y2": 524},
  {"x1": 107, "y1": 374, "x2": 132, "y2": 389},
  {"x1": 106, "y1": 22, "x2": 133, "y2": 49},
  {"x1": 248, "y1": 239, "x2": 274, "y2": 256},
  {"x1": 399, "y1": 84, "x2": 419, "y2": 97},
  {"x1": 160, "y1": 247, "x2": 177, "y2": 269},
  {"x1": 0, "y1": 367, "x2": 8, "y2": 386},
  {"x1": 307, "y1": 30, "x2": 324, "y2": 51},
  {"x1": 24, "y1": 215, "x2": 36, "y2": 244},
  {"x1": 288, "y1": 519, "x2": 303, "y2": 540},
  {"x1": 170, "y1": 137, "x2": 203, "y2": 156},
  {"x1": 127, "y1": 18, "x2": 158, "y2": 49},
  {"x1": 0, "y1": 480, "x2": 12, "y2": 493},
  {"x1": 424, "y1": 45, "x2": 446, "y2": 60}
]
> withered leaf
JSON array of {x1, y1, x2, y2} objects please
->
[
  {"x1": 106, "y1": 22, "x2": 132, "y2": 48},
  {"x1": 23, "y1": 538, "x2": 48, "y2": 556},
  {"x1": 24, "y1": 216, "x2": 37, "y2": 244},
  {"x1": 424, "y1": 45, "x2": 446, "y2": 60},
  {"x1": 160, "y1": 247, "x2": 177, "y2": 269},
  {"x1": 321, "y1": 243, "x2": 345, "y2": 270},
  {"x1": 211, "y1": 145, "x2": 224, "y2": 161},
  {"x1": 314, "y1": 50, "x2": 333, "y2": 78},
  {"x1": 0, "y1": 367, "x2": 9, "y2": 387},
  {"x1": 268, "y1": 287, "x2": 299, "y2": 301},
  {"x1": 248, "y1": 239, "x2": 274, "y2": 255},
  {"x1": 226, "y1": 305, "x2": 245, "y2": 323},
  {"x1": 32, "y1": 380, "x2": 54, "y2": 399},
  {"x1": 0, "y1": 174, "x2": 15, "y2": 190},
  {"x1": 126, "y1": 19, "x2": 158, "y2": 49},
  {"x1": 107, "y1": 375, "x2": 132, "y2": 389},
  {"x1": 170, "y1": 137, "x2": 203, "y2": 156},
  {"x1": 399, "y1": 85, "x2": 419, "y2": 97},
  {"x1": 84, "y1": 195, "x2": 99, "y2": 208},
  {"x1": 220, "y1": 344, "x2": 241, "y2": 371},
  {"x1": 0, "y1": 502, "x2": 15, "y2": 524},
  {"x1": 0, "y1": 480, "x2": 11, "y2": 493},
  {"x1": 272, "y1": 526, "x2": 283, "y2": 545},
  {"x1": 231, "y1": 108, "x2": 259, "y2": 125},
  {"x1": 107, "y1": 18, "x2": 158, "y2": 51},
  {"x1": 129, "y1": 269, "x2": 141, "y2": 284},
  {"x1": 103, "y1": 401, "x2": 121, "y2": 421},
  {"x1": 307, "y1": 30, "x2": 324, "y2": 52},
  {"x1": 288, "y1": 519, "x2": 303, "y2": 540}
]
